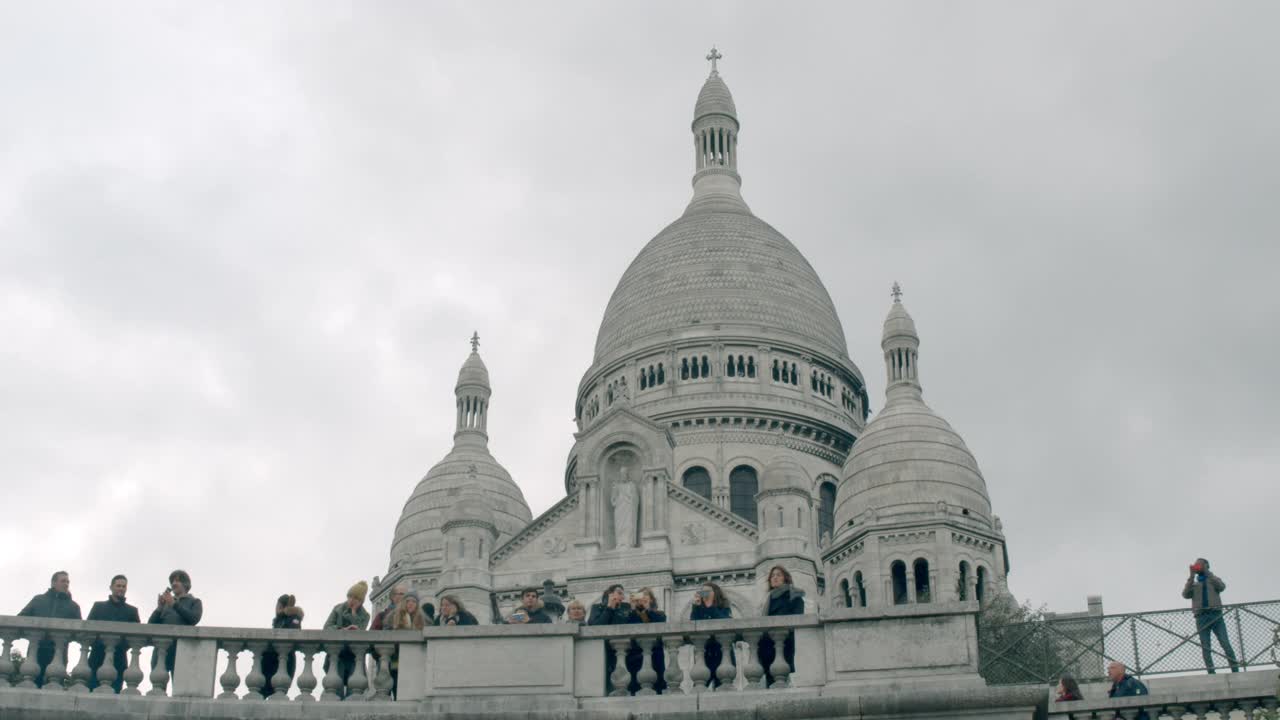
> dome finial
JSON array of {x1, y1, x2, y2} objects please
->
[
  {"x1": 470, "y1": 330, "x2": 480, "y2": 353},
  {"x1": 891, "y1": 281, "x2": 903, "y2": 304},
  {"x1": 706, "y1": 46, "x2": 722, "y2": 75}
]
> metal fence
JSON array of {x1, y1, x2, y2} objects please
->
[{"x1": 978, "y1": 600, "x2": 1280, "y2": 685}]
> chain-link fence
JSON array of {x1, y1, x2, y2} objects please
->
[{"x1": 979, "y1": 600, "x2": 1280, "y2": 685}]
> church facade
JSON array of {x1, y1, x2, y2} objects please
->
[{"x1": 373, "y1": 56, "x2": 1009, "y2": 623}]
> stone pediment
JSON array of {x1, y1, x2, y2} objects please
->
[
  {"x1": 574, "y1": 402, "x2": 675, "y2": 448},
  {"x1": 489, "y1": 493, "x2": 580, "y2": 569}
]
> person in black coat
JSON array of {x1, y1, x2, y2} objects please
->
[
  {"x1": 148, "y1": 569, "x2": 203, "y2": 678},
  {"x1": 758, "y1": 565, "x2": 805, "y2": 688},
  {"x1": 506, "y1": 587, "x2": 554, "y2": 624},
  {"x1": 18, "y1": 570, "x2": 83, "y2": 688},
  {"x1": 85, "y1": 574, "x2": 140, "y2": 692},
  {"x1": 434, "y1": 595, "x2": 479, "y2": 626},
  {"x1": 589, "y1": 584, "x2": 633, "y2": 693},
  {"x1": 625, "y1": 588, "x2": 668, "y2": 694},
  {"x1": 261, "y1": 594, "x2": 304, "y2": 697},
  {"x1": 689, "y1": 581, "x2": 732, "y2": 688}
]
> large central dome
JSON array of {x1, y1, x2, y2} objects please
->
[
  {"x1": 592, "y1": 65, "x2": 849, "y2": 366},
  {"x1": 594, "y1": 211, "x2": 850, "y2": 364}
]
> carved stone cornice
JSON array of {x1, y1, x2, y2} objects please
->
[
  {"x1": 877, "y1": 530, "x2": 936, "y2": 546},
  {"x1": 674, "y1": 568, "x2": 755, "y2": 588},
  {"x1": 826, "y1": 540, "x2": 865, "y2": 566},
  {"x1": 490, "y1": 493, "x2": 580, "y2": 566},
  {"x1": 950, "y1": 531, "x2": 997, "y2": 552}
]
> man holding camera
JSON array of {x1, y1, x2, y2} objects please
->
[
  {"x1": 1182, "y1": 558, "x2": 1239, "y2": 673},
  {"x1": 506, "y1": 587, "x2": 553, "y2": 624}
]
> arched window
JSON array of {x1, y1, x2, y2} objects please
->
[
  {"x1": 657, "y1": 363, "x2": 665, "y2": 385},
  {"x1": 640, "y1": 371, "x2": 647, "y2": 390},
  {"x1": 737, "y1": 355, "x2": 746, "y2": 376},
  {"x1": 772, "y1": 359, "x2": 780, "y2": 381},
  {"x1": 854, "y1": 571, "x2": 867, "y2": 608},
  {"x1": 790, "y1": 364, "x2": 799, "y2": 385},
  {"x1": 976, "y1": 566, "x2": 988, "y2": 604},
  {"x1": 891, "y1": 561, "x2": 909, "y2": 605},
  {"x1": 682, "y1": 466, "x2": 711, "y2": 500},
  {"x1": 817, "y1": 479, "x2": 837, "y2": 543},
  {"x1": 914, "y1": 558, "x2": 931, "y2": 603},
  {"x1": 691, "y1": 356, "x2": 700, "y2": 379},
  {"x1": 729, "y1": 465, "x2": 758, "y2": 523},
  {"x1": 811, "y1": 370, "x2": 818, "y2": 392},
  {"x1": 726, "y1": 354, "x2": 736, "y2": 377},
  {"x1": 747, "y1": 357, "x2": 756, "y2": 378},
  {"x1": 682, "y1": 358, "x2": 690, "y2": 380},
  {"x1": 700, "y1": 355, "x2": 710, "y2": 377},
  {"x1": 840, "y1": 579, "x2": 852, "y2": 609},
  {"x1": 957, "y1": 561, "x2": 970, "y2": 601},
  {"x1": 776, "y1": 506, "x2": 784, "y2": 527}
]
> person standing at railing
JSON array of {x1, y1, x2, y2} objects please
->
[
  {"x1": 370, "y1": 584, "x2": 406, "y2": 631},
  {"x1": 626, "y1": 588, "x2": 667, "y2": 694},
  {"x1": 260, "y1": 594, "x2": 303, "y2": 698},
  {"x1": 434, "y1": 595, "x2": 478, "y2": 626},
  {"x1": 507, "y1": 587, "x2": 554, "y2": 624},
  {"x1": 86, "y1": 574, "x2": 139, "y2": 693},
  {"x1": 758, "y1": 565, "x2": 805, "y2": 688},
  {"x1": 1182, "y1": 557, "x2": 1240, "y2": 673},
  {"x1": 385, "y1": 590, "x2": 428, "y2": 699},
  {"x1": 322, "y1": 581, "x2": 370, "y2": 700},
  {"x1": 590, "y1": 584, "x2": 633, "y2": 693},
  {"x1": 564, "y1": 599, "x2": 587, "y2": 625},
  {"x1": 148, "y1": 569, "x2": 203, "y2": 679},
  {"x1": 1106, "y1": 661, "x2": 1150, "y2": 720},
  {"x1": 17, "y1": 570, "x2": 82, "y2": 688},
  {"x1": 690, "y1": 581, "x2": 732, "y2": 688},
  {"x1": 1055, "y1": 673, "x2": 1083, "y2": 702}
]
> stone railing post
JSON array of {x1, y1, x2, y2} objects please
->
[
  {"x1": 319, "y1": 643, "x2": 342, "y2": 701},
  {"x1": 244, "y1": 642, "x2": 267, "y2": 700},
  {"x1": 608, "y1": 638, "x2": 631, "y2": 697},
  {"x1": 66, "y1": 633, "x2": 93, "y2": 693},
  {"x1": 268, "y1": 641, "x2": 293, "y2": 700},
  {"x1": 120, "y1": 641, "x2": 144, "y2": 695},
  {"x1": 295, "y1": 645, "x2": 318, "y2": 701},
  {"x1": 0, "y1": 635, "x2": 11, "y2": 688},
  {"x1": 635, "y1": 637, "x2": 658, "y2": 695},
  {"x1": 92, "y1": 635, "x2": 124, "y2": 695},
  {"x1": 217, "y1": 642, "x2": 241, "y2": 699},
  {"x1": 15, "y1": 630, "x2": 41, "y2": 689},
  {"x1": 713, "y1": 632, "x2": 737, "y2": 691},
  {"x1": 688, "y1": 634, "x2": 711, "y2": 693},
  {"x1": 765, "y1": 629, "x2": 790, "y2": 690},
  {"x1": 372, "y1": 643, "x2": 394, "y2": 701},
  {"x1": 662, "y1": 635, "x2": 685, "y2": 694},
  {"x1": 148, "y1": 637, "x2": 172, "y2": 696},
  {"x1": 42, "y1": 632, "x2": 69, "y2": 691},
  {"x1": 741, "y1": 630, "x2": 766, "y2": 690},
  {"x1": 346, "y1": 643, "x2": 369, "y2": 701}
]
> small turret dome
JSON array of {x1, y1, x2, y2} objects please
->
[
  {"x1": 694, "y1": 71, "x2": 737, "y2": 124},
  {"x1": 760, "y1": 457, "x2": 810, "y2": 494}
]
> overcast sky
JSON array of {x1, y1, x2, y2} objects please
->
[{"x1": 2, "y1": 2, "x2": 1277, "y2": 630}]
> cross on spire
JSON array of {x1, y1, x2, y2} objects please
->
[
  {"x1": 891, "y1": 282, "x2": 903, "y2": 303},
  {"x1": 470, "y1": 331, "x2": 480, "y2": 353},
  {"x1": 706, "y1": 46, "x2": 722, "y2": 74}
]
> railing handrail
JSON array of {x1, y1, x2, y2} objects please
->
[{"x1": 984, "y1": 598, "x2": 1280, "y2": 630}]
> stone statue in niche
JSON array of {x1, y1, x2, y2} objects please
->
[{"x1": 610, "y1": 465, "x2": 638, "y2": 549}]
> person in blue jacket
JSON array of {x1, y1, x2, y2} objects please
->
[{"x1": 689, "y1": 581, "x2": 732, "y2": 688}]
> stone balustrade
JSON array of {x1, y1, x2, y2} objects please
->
[{"x1": 1047, "y1": 671, "x2": 1280, "y2": 720}]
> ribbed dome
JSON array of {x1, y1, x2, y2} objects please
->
[
  {"x1": 761, "y1": 457, "x2": 810, "y2": 494},
  {"x1": 694, "y1": 72, "x2": 737, "y2": 124},
  {"x1": 593, "y1": 211, "x2": 850, "y2": 363},
  {"x1": 882, "y1": 302, "x2": 918, "y2": 345},
  {"x1": 389, "y1": 447, "x2": 529, "y2": 566},
  {"x1": 457, "y1": 351, "x2": 489, "y2": 387}
]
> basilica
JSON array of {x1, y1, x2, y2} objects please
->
[{"x1": 372, "y1": 54, "x2": 1009, "y2": 622}]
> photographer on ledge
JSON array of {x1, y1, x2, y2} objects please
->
[{"x1": 1182, "y1": 557, "x2": 1239, "y2": 673}]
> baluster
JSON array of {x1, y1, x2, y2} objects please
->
[
  {"x1": 0, "y1": 635, "x2": 10, "y2": 688},
  {"x1": 93, "y1": 636, "x2": 123, "y2": 695},
  {"x1": 661, "y1": 636, "x2": 684, "y2": 695},
  {"x1": 713, "y1": 633, "x2": 737, "y2": 691},
  {"x1": 217, "y1": 642, "x2": 241, "y2": 699},
  {"x1": 319, "y1": 643, "x2": 342, "y2": 701},
  {"x1": 635, "y1": 637, "x2": 658, "y2": 696},
  {"x1": 295, "y1": 646, "x2": 317, "y2": 702},
  {"x1": 1232, "y1": 701, "x2": 1257, "y2": 720},
  {"x1": 268, "y1": 641, "x2": 293, "y2": 701},
  {"x1": 42, "y1": 632, "x2": 69, "y2": 691},
  {"x1": 688, "y1": 634, "x2": 712, "y2": 693},
  {"x1": 1164, "y1": 704, "x2": 1187, "y2": 720},
  {"x1": 1116, "y1": 709, "x2": 1142, "y2": 720},
  {"x1": 765, "y1": 629, "x2": 790, "y2": 690},
  {"x1": 1186, "y1": 702, "x2": 1211, "y2": 720},
  {"x1": 345, "y1": 643, "x2": 369, "y2": 701},
  {"x1": 244, "y1": 642, "x2": 267, "y2": 699},
  {"x1": 66, "y1": 633, "x2": 92, "y2": 693},
  {"x1": 608, "y1": 638, "x2": 631, "y2": 697},
  {"x1": 148, "y1": 638, "x2": 172, "y2": 696},
  {"x1": 120, "y1": 641, "x2": 144, "y2": 695},
  {"x1": 16, "y1": 630, "x2": 41, "y2": 689},
  {"x1": 372, "y1": 643, "x2": 394, "y2": 701},
  {"x1": 740, "y1": 631, "x2": 766, "y2": 690}
]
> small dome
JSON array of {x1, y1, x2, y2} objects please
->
[
  {"x1": 457, "y1": 351, "x2": 489, "y2": 388},
  {"x1": 444, "y1": 490, "x2": 496, "y2": 529},
  {"x1": 694, "y1": 72, "x2": 737, "y2": 125},
  {"x1": 760, "y1": 458, "x2": 810, "y2": 494},
  {"x1": 882, "y1": 301, "x2": 918, "y2": 347}
]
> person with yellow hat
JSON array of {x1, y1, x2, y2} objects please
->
[{"x1": 323, "y1": 580, "x2": 370, "y2": 699}]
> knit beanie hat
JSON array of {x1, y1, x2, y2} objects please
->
[
  {"x1": 348, "y1": 581, "x2": 369, "y2": 602},
  {"x1": 405, "y1": 590, "x2": 421, "y2": 606}
]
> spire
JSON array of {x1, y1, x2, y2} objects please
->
[
  {"x1": 881, "y1": 283, "x2": 923, "y2": 406},
  {"x1": 454, "y1": 333, "x2": 492, "y2": 447},
  {"x1": 685, "y1": 47, "x2": 750, "y2": 216}
]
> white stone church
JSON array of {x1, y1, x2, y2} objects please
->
[{"x1": 371, "y1": 54, "x2": 1009, "y2": 623}]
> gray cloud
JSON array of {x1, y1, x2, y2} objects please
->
[{"x1": 2, "y1": 1, "x2": 1277, "y2": 627}]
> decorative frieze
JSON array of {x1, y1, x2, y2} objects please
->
[
  {"x1": 950, "y1": 531, "x2": 996, "y2": 552},
  {"x1": 674, "y1": 568, "x2": 755, "y2": 588},
  {"x1": 877, "y1": 530, "x2": 936, "y2": 546},
  {"x1": 827, "y1": 540, "x2": 865, "y2": 565}
]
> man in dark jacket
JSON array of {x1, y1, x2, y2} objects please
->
[
  {"x1": 1182, "y1": 558, "x2": 1239, "y2": 673},
  {"x1": 1106, "y1": 661, "x2": 1150, "y2": 720},
  {"x1": 148, "y1": 569, "x2": 203, "y2": 677},
  {"x1": 86, "y1": 574, "x2": 140, "y2": 692},
  {"x1": 261, "y1": 594, "x2": 303, "y2": 698},
  {"x1": 506, "y1": 588, "x2": 553, "y2": 624},
  {"x1": 17, "y1": 570, "x2": 83, "y2": 688}
]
